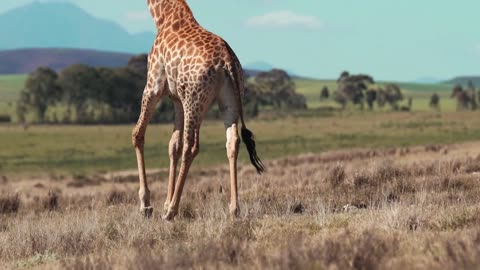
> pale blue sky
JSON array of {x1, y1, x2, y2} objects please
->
[{"x1": 1, "y1": 0, "x2": 479, "y2": 81}]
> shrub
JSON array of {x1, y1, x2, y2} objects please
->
[{"x1": 0, "y1": 194, "x2": 20, "y2": 214}]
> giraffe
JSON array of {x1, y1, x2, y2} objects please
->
[{"x1": 132, "y1": 0, "x2": 265, "y2": 221}]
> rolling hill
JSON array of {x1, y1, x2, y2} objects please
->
[
  {"x1": 0, "y1": 48, "x2": 135, "y2": 74},
  {"x1": 0, "y1": 48, "x2": 267, "y2": 76}
]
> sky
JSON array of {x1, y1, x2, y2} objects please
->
[{"x1": 1, "y1": 0, "x2": 479, "y2": 81}]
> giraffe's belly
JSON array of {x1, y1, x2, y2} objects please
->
[
  {"x1": 165, "y1": 65, "x2": 178, "y2": 98},
  {"x1": 167, "y1": 77, "x2": 178, "y2": 97}
]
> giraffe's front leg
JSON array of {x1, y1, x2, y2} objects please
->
[{"x1": 132, "y1": 87, "x2": 164, "y2": 218}]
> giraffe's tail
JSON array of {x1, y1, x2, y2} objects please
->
[
  {"x1": 241, "y1": 126, "x2": 265, "y2": 174},
  {"x1": 224, "y1": 41, "x2": 265, "y2": 174}
]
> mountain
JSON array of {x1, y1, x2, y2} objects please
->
[
  {"x1": 446, "y1": 76, "x2": 480, "y2": 86},
  {"x1": 0, "y1": 1, "x2": 155, "y2": 53},
  {"x1": 244, "y1": 61, "x2": 275, "y2": 72},
  {"x1": 244, "y1": 61, "x2": 304, "y2": 78},
  {"x1": 0, "y1": 48, "x2": 135, "y2": 74},
  {"x1": 412, "y1": 76, "x2": 443, "y2": 84}
]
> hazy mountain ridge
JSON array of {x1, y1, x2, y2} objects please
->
[
  {"x1": 446, "y1": 76, "x2": 480, "y2": 86},
  {"x1": 0, "y1": 48, "x2": 135, "y2": 74},
  {"x1": 0, "y1": 48, "x2": 268, "y2": 76},
  {"x1": 0, "y1": 1, "x2": 155, "y2": 53}
]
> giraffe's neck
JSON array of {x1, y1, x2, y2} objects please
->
[{"x1": 147, "y1": 0, "x2": 197, "y2": 30}]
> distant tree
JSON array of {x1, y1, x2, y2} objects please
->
[
  {"x1": 242, "y1": 81, "x2": 261, "y2": 117},
  {"x1": 17, "y1": 67, "x2": 62, "y2": 122},
  {"x1": 366, "y1": 89, "x2": 377, "y2": 110},
  {"x1": 451, "y1": 84, "x2": 475, "y2": 111},
  {"x1": 320, "y1": 86, "x2": 330, "y2": 100},
  {"x1": 467, "y1": 80, "x2": 475, "y2": 90},
  {"x1": 243, "y1": 84, "x2": 261, "y2": 118},
  {"x1": 58, "y1": 64, "x2": 103, "y2": 122},
  {"x1": 376, "y1": 88, "x2": 387, "y2": 108},
  {"x1": 337, "y1": 71, "x2": 350, "y2": 83},
  {"x1": 382, "y1": 84, "x2": 403, "y2": 110},
  {"x1": 252, "y1": 69, "x2": 307, "y2": 110},
  {"x1": 127, "y1": 54, "x2": 148, "y2": 76},
  {"x1": 335, "y1": 71, "x2": 374, "y2": 109},
  {"x1": 429, "y1": 93, "x2": 440, "y2": 110},
  {"x1": 466, "y1": 80, "x2": 478, "y2": 110},
  {"x1": 333, "y1": 91, "x2": 348, "y2": 109}
]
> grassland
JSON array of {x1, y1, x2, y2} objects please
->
[
  {"x1": 0, "y1": 74, "x2": 467, "y2": 176},
  {"x1": 0, "y1": 75, "x2": 26, "y2": 116},
  {"x1": 2, "y1": 141, "x2": 480, "y2": 269},
  {"x1": 2, "y1": 111, "x2": 480, "y2": 176}
]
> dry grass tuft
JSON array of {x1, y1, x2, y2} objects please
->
[
  {"x1": 325, "y1": 163, "x2": 346, "y2": 187},
  {"x1": 106, "y1": 190, "x2": 131, "y2": 206}
]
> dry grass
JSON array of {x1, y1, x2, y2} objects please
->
[{"x1": 2, "y1": 142, "x2": 480, "y2": 269}]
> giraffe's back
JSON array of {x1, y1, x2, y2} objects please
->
[
  {"x1": 147, "y1": 0, "x2": 243, "y2": 101},
  {"x1": 157, "y1": 26, "x2": 239, "y2": 97}
]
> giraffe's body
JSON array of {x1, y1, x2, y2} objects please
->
[{"x1": 132, "y1": 0, "x2": 264, "y2": 220}]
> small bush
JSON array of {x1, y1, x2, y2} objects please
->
[
  {"x1": 222, "y1": 219, "x2": 258, "y2": 241},
  {"x1": 373, "y1": 161, "x2": 403, "y2": 182},
  {"x1": 0, "y1": 114, "x2": 11, "y2": 123},
  {"x1": 325, "y1": 163, "x2": 346, "y2": 187},
  {"x1": 179, "y1": 202, "x2": 196, "y2": 220},
  {"x1": 43, "y1": 191, "x2": 59, "y2": 212},
  {"x1": 289, "y1": 202, "x2": 305, "y2": 214},
  {"x1": 106, "y1": 190, "x2": 130, "y2": 206},
  {"x1": 353, "y1": 172, "x2": 370, "y2": 188},
  {"x1": 0, "y1": 194, "x2": 20, "y2": 214}
]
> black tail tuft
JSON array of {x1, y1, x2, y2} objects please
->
[{"x1": 241, "y1": 127, "x2": 265, "y2": 174}]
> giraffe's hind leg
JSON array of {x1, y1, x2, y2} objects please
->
[
  {"x1": 163, "y1": 112, "x2": 201, "y2": 220},
  {"x1": 163, "y1": 81, "x2": 217, "y2": 221},
  {"x1": 218, "y1": 78, "x2": 241, "y2": 217},
  {"x1": 132, "y1": 85, "x2": 165, "y2": 218},
  {"x1": 164, "y1": 99, "x2": 184, "y2": 212}
]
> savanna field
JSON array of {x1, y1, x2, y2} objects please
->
[{"x1": 1, "y1": 75, "x2": 480, "y2": 269}]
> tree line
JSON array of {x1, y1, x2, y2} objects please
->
[
  {"x1": 321, "y1": 71, "x2": 407, "y2": 111},
  {"x1": 16, "y1": 55, "x2": 307, "y2": 124},
  {"x1": 319, "y1": 72, "x2": 480, "y2": 112},
  {"x1": 17, "y1": 55, "x2": 149, "y2": 124}
]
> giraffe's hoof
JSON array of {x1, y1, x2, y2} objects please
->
[
  {"x1": 141, "y1": 206, "x2": 153, "y2": 219},
  {"x1": 163, "y1": 201, "x2": 170, "y2": 212},
  {"x1": 163, "y1": 209, "x2": 177, "y2": 221},
  {"x1": 229, "y1": 205, "x2": 241, "y2": 218}
]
